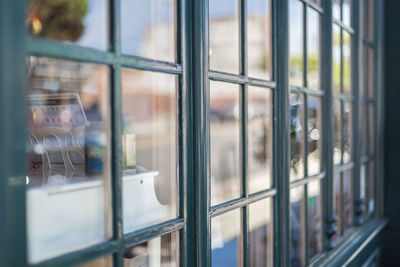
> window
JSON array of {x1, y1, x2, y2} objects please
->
[
  {"x1": 289, "y1": 0, "x2": 323, "y2": 264},
  {"x1": 0, "y1": 0, "x2": 384, "y2": 266}
]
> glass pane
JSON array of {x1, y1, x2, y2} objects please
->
[
  {"x1": 121, "y1": 69, "x2": 178, "y2": 233},
  {"x1": 343, "y1": 0, "x2": 352, "y2": 27},
  {"x1": 26, "y1": 57, "x2": 111, "y2": 263},
  {"x1": 27, "y1": 0, "x2": 107, "y2": 50},
  {"x1": 124, "y1": 232, "x2": 179, "y2": 266},
  {"x1": 368, "y1": 0, "x2": 375, "y2": 41},
  {"x1": 308, "y1": 180, "x2": 322, "y2": 259},
  {"x1": 332, "y1": 171, "x2": 342, "y2": 240},
  {"x1": 360, "y1": 44, "x2": 367, "y2": 99},
  {"x1": 343, "y1": 31, "x2": 352, "y2": 95},
  {"x1": 361, "y1": 104, "x2": 368, "y2": 156},
  {"x1": 369, "y1": 105, "x2": 375, "y2": 155},
  {"x1": 78, "y1": 256, "x2": 113, "y2": 267},
  {"x1": 361, "y1": 0, "x2": 367, "y2": 37},
  {"x1": 333, "y1": 25, "x2": 341, "y2": 93},
  {"x1": 334, "y1": 100, "x2": 342, "y2": 165},
  {"x1": 211, "y1": 209, "x2": 242, "y2": 267},
  {"x1": 343, "y1": 169, "x2": 353, "y2": 232},
  {"x1": 290, "y1": 93, "x2": 305, "y2": 180},
  {"x1": 248, "y1": 87, "x2": 273, "y2": 194},
  {"x1": 209, "y1": 0, "x2": 240, "y2": 73},
  {"x1": 367, "y1": 161, "x2": 375, "y2": 215},
  {"x1": 210, "y1": 81, "x2": 241, "y2": 205},
  {"x1": 309, "y1": 0, "x2": 322, "y2": 6},
  {"x1": 360, "y1": 164, "x2": 367, "y2": 203},
  {"x1": 289, "y1": 0, "x2": 304, "y2": 87},
  {"x1": 307, "y1": 8, "x2": 321, "y2": 90},
  {"x1": 247, "y1": 0, "x2": 272, "y2": 80},
  {"x1": 333, "y1": 0, "x2": 341, "y2": 20},
  {"x1": 343, "y1": 101, "x2": 352, "y2": 163},
  {"x1": 121, "y1": 0, "x2": 176, "y2": 62},
  {"x1": 368, "y1": 47, "x2": 375, "y2": 98},
  {"x1": 290, "y1": 186, "x2": 306, "y2": 267},
  {"x1": 307, "y1": 96, "x2": 322, "y2": 176},
  {"x1": 249, "y1": 198, "x2": 274, "y2": 267}
]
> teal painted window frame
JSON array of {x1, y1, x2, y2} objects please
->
[{"x1": 0, "y1": 0, "x2": 385, "y2": 266}]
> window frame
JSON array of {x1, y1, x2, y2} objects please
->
[{"x1": 0, "y1": 0, "x2": 386, "y2": 266}]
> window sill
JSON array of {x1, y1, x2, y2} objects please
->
[{"x1": 311, "y1": 217, "x2": 388, "y2": 267}]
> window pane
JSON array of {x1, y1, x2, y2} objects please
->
[
  {"x1": 360, "y1": 44, "x2": 367, "y2": 99},
  {"x1": 368, "y1": 0, "x2": 375, "y2": 41},
  {"x1": 290, "y1": 93, "x2": 305, "y2": 180},
  {"x1": 309, "y1": 0, "x2": 322, "y2": 6},
  {"x1": 212, "y1": 209, "x2": 242, "y2": 267},
  {"x1": 249, "y1": 198, "x2": 274, "y2": 267},
  {"x1": 209, "y1": 0, "x2": 239, "y2": 73},
  {"x1": 290, "y1": 186, "x2": 306, "y2": 267},
  {"x1": 78, "y1": 255, "x2": 113, "y2": 267},
  {"x1": 360, "y1": 164, "x2": 367, "y2": 204},
  {"x1": 333, "y1": 25, "x2": 341, "y2": 93},
  {"x1": 26, "y1": 57, "x2": 111, "y2": 263},
  {"x1": 121, "y1": 69, "x2": 178, "y2": 233},
  {"x1": 343, "y1": 0, "x2": 352, "y2": 27},
  {"x1": 289, "y1": 0, "x2": 304, "y2": 87},
  {"x1": 248, "y1": 87, "x2": 273, "y2": 194},
  {"x1": 343, "y1": 31, "x2": 352, "y2": 95},
  {"x1": 368, "y1": 47, "x2": 375, "y2": 98},
  {"x1": 369, "y1": 105, "x2": 375, "y2": 155},
  {"x1": 367, "y1": 161, "x2": 375, "y2": 215},
  {"x1": 121, "y1": 0, "x2": 176, "y2": 62},
  {"x1": 210, "y1": 81, "x2": 241, "y2": 205},
  {"x1": 247, "y1": 0, "x2": 272, "y2": 80},
  {"x1": 332, "y1": 171, "x2": 342, "y2": 240},
  {"x1": 343, "y1": 169, "x2": 353, "y2": 232},
  {"x1": 27, "y1": 0, "x2": 107, "y2": 50},
  {"x1": 124, "y1": 232, "x2": 179, "y2": 266},
  {"x1": 361, "y1": 0, "x2": 367, "y2": 37},
  {"x1": 334, "y1": 100, "x2": 342, "y2": 165},
  {"x1": 307, "y1": 96, "x2": 322, "y2": 176},
  {"x1": 333, "y1": 0, "x2": 341, "y2": 21},
  {"x1": 308, "y1": 180, "x2": 322, "y2": 259},
  {"x1": 343, "y1": 101, "x2": 352, "y2": 163},
  {"x1": 307, "y1": 8, "x2": 321, "y2": 90},
  {"x1": 361, "y1": 103, "x2": 368, "y2": 156}
]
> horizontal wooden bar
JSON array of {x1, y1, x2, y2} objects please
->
[
  {"x1": 290, "y1": 86, "x2": 325, "y2": 96},
  {"x1": 289, "y1": 172, "x2": 326, "y2": 188}
]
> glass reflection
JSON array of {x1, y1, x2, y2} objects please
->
[
  {"x1": 26, "y1": 57, "x2": 111, "y2": 263},
  {"x1": 333, "y1": 0, "x2": 341, "y2": 20},
  {"x1": 308, "y1": 180, "x2": 322, "y2": 259},
  {"x1": 309, "y1": 0, "x2": 322, "y2": 6},
  {"x1": 360, "y1": 44, "x2": 367, "y2": 99},
  {"x1": 210, "y1": 81, "x2": 241, "y2": 205},
  {"x1": 332, "y1": 171, "x2": 342, "y2": 241},
  {"x1": 209, "y1": 0, "x2": 239, "y2": 73},
  {"x1": 343, "y1": 31, "x2": 352, "y2": 95},
  {"x1": 248, "y1": 87, "x2": 273, "y2": 194},
  {"x1": 307, "y1": 8, "x2": 321, "y2": 90},
  {"x1": 249, "y1": 198, "x2": 274, "y2": 267},
  {"x1": 289, "y1": 0, "x2": 304, "y2": 87},
  {"x1": 290, "y1": 186, "x2": 305, "y2": 267},
  {"x1": 334, "y1": 100, "x2": 342, "y2": 165},
  {"x1": 360, "y1": 164, "x2": 367, "y2": 208},
  {"x1": 343, "y1": 170, "x2": 353, "y2": 232},
  {"x1": 362, "y1": 0, "x2": 367, "y2": 37},
  {"x1": 343, "y1": 102, "x2": 352, "y2": 163},
  {"x1": 212, "y1": 209, "x2": 241, "y2": 267},
  {"x1": 343, "y1": 0, "x2": 352, "y2": 26},
  {"x1": 121, "y1": 0, "x2": 176, "y2": 62},
  {"x1": 333, "y1": 25, "x2": 341, "y2": 93},
  {"x1": 27, "y1": 0, "x2": 108, "y2": 50},
  {"x1": 78, "y1": 256, "x2": 113, "y2": 267},
  {"x1": 369, "y1": 105, "x2": 375, "y2": 155},
  {"x1": 124, "y1": 232, "x2": 179, "y2": 267},
  {"x1": 290, "y1": 94, "x2": 304, "y2": 180},
  {"x1": 247, "y1": 0, "x2": 272, "y2": 80},
  {"x1": 307, "y1": 96, "x2": 322, "y2": 176},
  {"x1": 121, "y1": 69, "x2": 178, "y2": 233}
]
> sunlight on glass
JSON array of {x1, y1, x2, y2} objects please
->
[
  {"x1": 307, "y1": 8, "x2": 321, "y2": 90},
  {"x1": 289, "y1": 0, "x2": 304, "y2": 87},
  {"x1": 307, "y1": 96, "x2": 322, "y2": 176}
]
